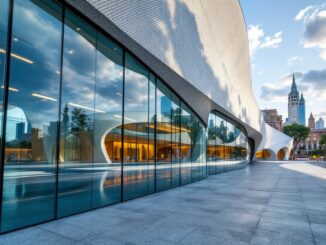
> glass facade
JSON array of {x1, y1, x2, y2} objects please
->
[
  {"x1": 0, "y1": 0, "x2": 251, "y2": 233},
  {"x1": 207, "y1": 111, "x2": 250, "y2": 175}
]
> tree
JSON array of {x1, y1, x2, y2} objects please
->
[
  {"x1": 61, "y1": 104, "x2": 70, "y2": 136},
  {"x1": 71, "y1": 108, "x2": 91, "y2": 133},
  {"x1": 283, "y1": 124, "x2": 310, "y2": 160},
  {"x1": 319, "y1": 134, "x2": 326, "y2": 161}
]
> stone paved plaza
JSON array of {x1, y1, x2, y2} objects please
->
[{"x1": 0, "y1": 161, "x2": 325, "y2": 245}]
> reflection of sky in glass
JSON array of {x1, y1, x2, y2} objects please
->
[
  {"x1": 95, "y1": 32, "x2": 123, "y2": 113},
  {"x1": 124, "y1": 52, "x2": 149, "y2": 123},
  {"x1": 4, "y1": 107, "x2": 27, "y2": 141},
  {"x1": 0, "y1": 0, "x2": 9, "y2": 86},
  {"x1": 7, "y1": 0, "x2": 62, "y2": 131}
]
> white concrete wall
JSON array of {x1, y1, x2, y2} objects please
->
[{"x1": 87, "y1": 0, "x2": 292, "y2": 158}]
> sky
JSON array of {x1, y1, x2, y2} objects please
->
[{"x1": 239, "y1": 0, "x2": 326, "y2": 124}]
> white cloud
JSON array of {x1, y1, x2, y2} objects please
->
[
  {"x1": 287, "y1": 56, "x2": 303, "y2": 65},
  {"x1": 295, "y1": 6, "x2": 314, "y2": 21},
  {"x1": 260, "y1": 70, "x2": 326, "y2": 103},
  {"x1": 248, "y1": 25, "x2": 264, "y2": 57},
  {"x1": 295, "y1": 4, "x2": 326, "y2": 61},
  {"x1": 260, "y1": 31, "x2": 282, "y2": 48},
  {"x1": 248, "y1": 25, "x2": 282, "y2": 58}
]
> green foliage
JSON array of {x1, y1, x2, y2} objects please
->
[
  {"x1": 283, "y1": 124, "x2": 310, "y2": 142},
  {"x1": 283, "y1": 123, "x2": 310, "y2": 159},
  {"x1": 71, "y1": 108, "x2": 91, "y2": 132},
  {"x1": 320, "y1": 134, "x2": 326, "y2": 146},
  {"x1": 320, "y1": 134, "x2": 326, "y2": 162}
]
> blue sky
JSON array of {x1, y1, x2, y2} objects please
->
[{"x1": 240, "y1": 0, "x2": 326, "y2": 124}]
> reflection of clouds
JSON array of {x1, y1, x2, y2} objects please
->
[
  {"x1": 95, "y1": 55, "x2": 123, "y2": 112},
  {"x1": 124, "y1": 69, "x2": 149, "y2": 109},
  {"x1": 8, "y1": 1, "x2": 62, "y2": 127},
  {"x1": 15, "y1": 1, "x2": 61, "y2": 72}
]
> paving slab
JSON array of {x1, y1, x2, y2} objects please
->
[{"x1": 0, "y1": 160, "x2": 325, "y2": 244}]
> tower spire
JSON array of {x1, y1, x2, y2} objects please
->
[{"x1": 291, "y1": 73, "x2": 297, "y2": 92}]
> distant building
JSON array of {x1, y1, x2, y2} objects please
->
[
  {"x1": 288, "y1": 74, "x2": 305, "y2": 125},
  {"x1": 261, "y1": 109, "x2": 283, "y2": 131},
  {"x1": 299, "y1": 93, "x2": 305, "y2": 126},
  {"x1": 308, "y1": 112, "x2": 315, "y2": 129},
  {"x1": 316, "y1": 117, "x2": 325, "y2": 129},
  {"x1": 299, "y1": 113, "x2": 326, "y2": 155}
]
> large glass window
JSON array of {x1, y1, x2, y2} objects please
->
[
  {"x1": 191, "y1": 115, "x2": 206, "y2": 182},
  {"x1": 171, "y1": 93, "x2": 181, "y2": 187},
  {"x1": 156, "y1": 80, "x2": 172, "y2": 191},
  {"x1": 207, "y1": 113, "x2": 216, "y2": 174},
  {"x1": 92, "y1": 32, "x2": 123, "y2": 208},
  {"x1": 57, "y1": 9, "x2": 96, "y2": 217},
  {"x1": 123, "y1": 52, "x2": 154, "y2": 200},
  {"x1": 1, "y1": 0, "x2": 62, "y2": 232},
  {"x1": 0, "y1": 0, "x2": 253, "y2": 233},
  {"x1": 180, "y1": 102, "x2": 192, "y2": 185},
  {"x1": 0, "y1": 0, "x2": 9, "y2": 174},
  {"x1": 207, "y1": 112, "x2": 250, "y2": 175}
]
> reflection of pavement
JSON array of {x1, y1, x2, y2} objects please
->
[{"x1": 1, "y1": 160, "x2": 325, "y2": 243}]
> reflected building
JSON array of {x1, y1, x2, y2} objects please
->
[
  {"x1": 15, "y1": 122, "x2": 25, "y2": 141},
  {"x1": 0, "y1": 0, "x2": 292, "y2": 233}
]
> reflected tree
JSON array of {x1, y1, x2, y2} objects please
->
[{"x1": 71, "y1": 108, "x2": 91, "y2": 132}]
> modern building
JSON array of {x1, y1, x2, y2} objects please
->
[
  {"x1": 288, "y1": 74, "x2": 306, "y2": 126},
  {"x1": 316, "y1": 117, "x2": 325, "y2": 129},
  {"x1": 0, "y1": 0, "x2": 292, "y2": 233},
  {"x1": 261, "y1": 109, "x2": 283, "y2": 131}
]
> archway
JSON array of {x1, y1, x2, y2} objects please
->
[
  {"x1": 277, "y1": 147, "x2": 288, "y2": 160},
  {"x1": 256, "y1": 149, "x2": 276, "y2": 160}
]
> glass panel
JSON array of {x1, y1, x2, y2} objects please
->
[
  {"x1": 199, "y1": 121, "x2": 207, "y2": 179},
  {"x1": 180, "y1": 102, "x2": 191, "y2": 185},
  {"x1": 148, "y1": 73, "x2": 155, "y2": 194},
  {"x1": 208, "y1": 112, "x2": 249, "y2": 174},
  {"x1": 216, "y1": 114, "x2": 227, "y2": 173},
  {"x1": 123, "y1": 52, "x2": 152, "y2": 200},
  {"x1": 191, "y1": 115, "x2": 201, "y2": 182},
  {"x1": 207, "y1": 113, "x2": 215, "y2": 175},
  {"x1": 92, "y1": 32, "x2": 123, "y2": 208},
  {"x1": 58, "y1": 9, "x2": 96, "y2": 217},
  {"x1": 156, "y1": 80, "x2": 172, "y2": 191},
  {"x1": 171, "y1": 93, "x2": 181, "y2": 187},
  {"x1": 0, "y1": 0, "x2": 9, "y2": 171},
  {"x1": 1, "y1": 0, "x2": 62, "y2": 232}
]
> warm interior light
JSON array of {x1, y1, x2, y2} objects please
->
[
  {"x1": 68, "y1": 102, "x2": 105, "y2": 113},
  {"x1": 0, "y1": 48, "x2": 34, "y2": 64},
  {"x1": 32, "y1": 93, "x2": 57, "y2": 101},
  {"x1": 1, "y1": 85, "x2": 19, "y2": 92},
  {"x1": 147, "y1": 123, "x2": 190, "y2": 133}
]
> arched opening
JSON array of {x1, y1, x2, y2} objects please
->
[
  {"x1": 256, "y1": 149, "x2": 276, "y2": 160},
  {"x1": 277, "y1": 147, "x2": 288, "y2": 160},
  {"x1": 277, "y1": 149, "x2": 285, "y2": 160}
]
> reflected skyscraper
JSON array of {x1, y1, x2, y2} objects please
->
[{"x1": 15, "y1": 122, "x2": 25, "y2": 141}]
